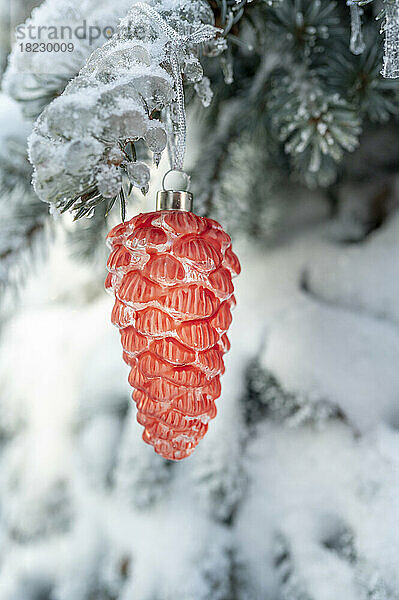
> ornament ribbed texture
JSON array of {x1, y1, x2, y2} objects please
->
[{"x1": 106, "y1": 210, "x2": 240, "y2": 460}]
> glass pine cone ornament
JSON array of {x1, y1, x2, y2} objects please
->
[{"x1": 105, "y1": 209, "x2": 240, "y2": 460}]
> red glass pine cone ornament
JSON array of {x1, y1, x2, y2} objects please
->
[{"x1": 105, "y1": 189, "x2": 240, "y2": 460}]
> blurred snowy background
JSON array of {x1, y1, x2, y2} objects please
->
[
  {"x1": 1, "y1": 0, "x2": 399, "y2": 599},
  {"x1": 1, "y1": 133, "x2": 399, "y2": 598}
]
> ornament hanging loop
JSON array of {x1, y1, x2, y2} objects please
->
[
  {"x1": 162, "y1": 168, "x2": 191, "y2": 192},
  {"x1": 157, "y1": 169, "x2": 192, "y2": 211}
]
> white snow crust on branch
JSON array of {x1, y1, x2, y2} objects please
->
[
  {"x1": 2, "y1": 0, "x2": 135, "y2": 118},
  {"x1": 27, "y1": 0, "x2": 221, "y2": 214}
]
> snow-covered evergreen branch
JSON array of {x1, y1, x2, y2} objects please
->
[
  {"x1": 27, "y1": 0, "x2": 223, "y2": 219},
  {"x1": 2, "y1": 0, "x2": 136, "y2": 119},
  {"x1": 0, "y1": 95, "x2": 48, "y2": 296}
]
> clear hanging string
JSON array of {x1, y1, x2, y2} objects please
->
[
  {"x1": 347, "y1": 1, "x2": 366, "y2": 55},
  {"x1": 134, "y1": 3, "x2": 221, "y2": 172}
]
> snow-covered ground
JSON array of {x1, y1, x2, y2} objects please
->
[{"x1": 0, "y1": 193, "x2": 399, "y2": 599}]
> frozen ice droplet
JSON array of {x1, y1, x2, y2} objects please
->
[
  {"x1": 129, "y1": 44, "x2": 152, "y2": 66},
  {"x1": 221, "y1": 52, "x2": 234, "y2": 85},
  {"x1": 144, "y1": 122, "x2": 167, "y2": 153},
  {"x1": 184, "y1": 55, "x2": 203, "y2": 83},
  {"x1": 96, "y1": 164, "x2": 122, "y2": 198},
  {"x1": 125, "y1": 161, "x2": 150, "y2": 188},
  {"x1": 349, "y1": 2, "x2": 366, "y2": 55},
  {"x1": 194, "y1": 77, "x2": 213, "y2": 108},
  {"x1": 65, "y1": 138, "x2": 103, "y2": 175},
  {"x1": 101, "y1": 105, "x2": 148, "y2": 141},
  {"x1": 46, "y1": 96, "x2": 97, "y2": 138}
]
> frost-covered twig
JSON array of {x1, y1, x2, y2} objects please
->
[
  {"x1": 28, "y1": 0, "x2": 222, "y2": 219},
  {"x1": 269, "y1": 72, "x2": 361, "y2": 188},
  {"x1": 0, "y1": 184, "x2": 49, "y2": 295}
]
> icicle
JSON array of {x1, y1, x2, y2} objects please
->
[
  {"x1": 348, "y1": 1, "x2": 366, "y2": 55},
  {"x1": 381, "y1": 0, "x2": 399, "y2": 78}
]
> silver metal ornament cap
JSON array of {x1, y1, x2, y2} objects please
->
[{"x1": 156, "y1": 190, "x2": 193, "y2": 212}]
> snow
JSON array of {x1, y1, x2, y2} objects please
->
[
  {"x1": 1, "y1": 193, "x2": 399, "y2": 596},
  {"x1": 78, "y1": 414, "x2": 122, "y2": 487},
  {"x1": 3, "y1": 0, "x2": 136, "y2": 79},
  {"x1": 27, "y1": 0, "x2": 217, "y2": 210},
  {"x1": 0, "y1": 94, "x2": 30, "y2": 154},
  {"x1": 305, "y1": 211, "x2": 399, "y2": 325},
  {"x1": 264, "y1": 302, "x2": 399, "y2": 432}
]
